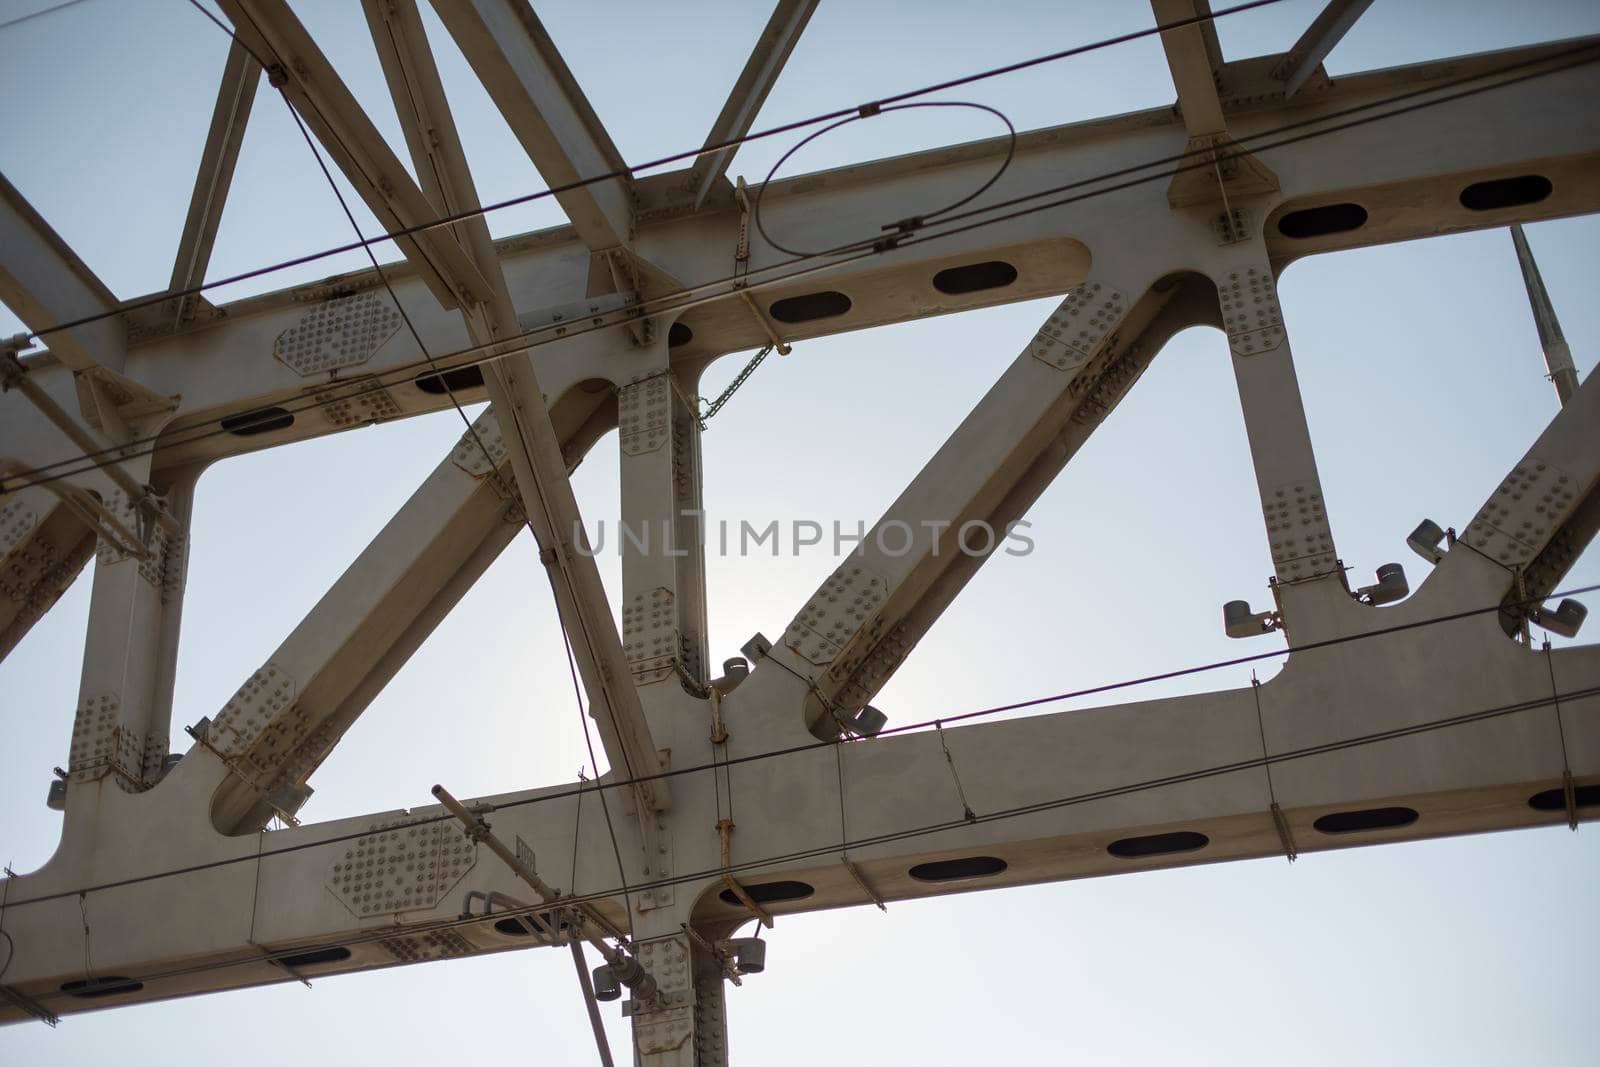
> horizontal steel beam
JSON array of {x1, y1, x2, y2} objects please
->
[
  {"x1": 4, "y1": 38, "x2": 1596, "y2": 488},
  {"x1": 2, "y1": 533, "x2": 1594, "y2": 1018}
]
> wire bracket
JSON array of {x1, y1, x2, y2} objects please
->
[{"x1": 716, "y1": 818, "x2": 774, "y2": 928}]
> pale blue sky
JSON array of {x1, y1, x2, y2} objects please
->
[{"x1": 1, "y1": 1, "x2": 1597, "y2": 1063}]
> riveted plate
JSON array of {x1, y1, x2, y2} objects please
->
[
  {"x1": 619, "y1": 374, "x2": 670, "y2": 456},
  {"x1": 450, "y1": 409, "x2": 510, "y2": 478},
  {"x1": 835, "y1": 621, "x2": 912, "y2": 708},
  {"x1": 208, "y1": 663, "x2": 297, "y2": 759},
  {"x1": 378, "y1": 929, "x2": 475, "y2": 962},
  {"x1": 274, "y1": 292, "x2": 402, "y2": 377},
  {"x1": 93, "y1": 492, "x2": 185, "y2": 600},
  {"x1": 623, "y1": 586, "x2": 678, "y2": 682},
  {"x1": 68, "y1": 692, "x2": 134, "y2": 783},
  {"x1": 1461, "y1": 456, "x2": 1577, "y2": 566},
  {"x1": 1219, "y1": 266, "x2": 1285, "y2": 357},
  {"x1": 303, "y1": 376, "x2": 402, "y2": 428},
  {"x1": 0, "y1": 496, "x2": 39, "y2": 560},
  {"x1": 632, "y1": 938, "x2": 694, "y2": 1053},
  {"x1": 1212, "y1": 207, "x2": 1251, "y2": 245},
  {"x1": 1263, "y1": 480, "x2": 1336, "y2": 581},
  {"x1": 327, "y1": 817, "x2": 477, "y2": 919},
  {"x1": 784, "y1": 563, "x2": 888, "y2": 666},
  {"x1": 139, "y1": 730, "x2": 167, "y2": 781},
  {"x1": 0, "y1": 527, "x2": 66, "y2": 610},
  {"x1": 1029, "y1": 282, "x2": 1126, "y2": 372}
]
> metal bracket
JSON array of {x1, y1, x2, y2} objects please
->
[
  {"x1": 0, "y1": 983, "x2": 58, "y2": 1028},
  {"x1": 735, "y1": 289, "x2": 791, "y2": 355},
  {"x1": 715, "y1": 817, "x2": 773, "y2": 927},
  {"x1": 843, "y1": 858, "x2": 887, "y2": 911},
  {"x1": 1213, "y1": 206, "x2": 1251, "y2": 245},
  {"x1": 734, "y1": 175, "x2": 753, "y2": 263},
  {"x1": 1269, "y1": 803, "x2": 1298, "y2": 862},
  {"x1": 1168, "y1": 132, "x2": 1280, "y2": 209},
  {"x1": 588, "y1": 249, "x2": 654, "y2": 348}
]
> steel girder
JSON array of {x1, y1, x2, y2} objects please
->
[{"x1": 0, "y1": 10, "x2": 1597, "y2": 1065}]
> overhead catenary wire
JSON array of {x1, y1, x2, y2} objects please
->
[
  {"x1": 561, "y1": 627, "x2": 637, "y2": 934},
  {"x1": 3, "y1": 578, "x2": 1596, "y2": 915},
  {"x1": 6, "y1": 39, "x2": 1593, "y2": 496},
  {"x1": 12, "y1": 0, "x2": 1287, "y2": 350},
  {"x1": 11, "y1": 676, "x2": 1599, "y2": 1007},
  {"x1": 0, "y1": 0, "x2": 94, "y2": 33},
  {"x1": 751, "y1": 100, "x2": 1018, "y2": 258}
]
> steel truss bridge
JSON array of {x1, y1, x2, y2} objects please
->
[{"x1": 1, "y1": 1, "x2": 1597, "y2": 1062}]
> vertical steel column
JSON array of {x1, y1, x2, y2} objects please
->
[
  {"x1": 628, "y1": 933, "x2": 730, "y2": 1067},
  {"x1": 613, "y1": 340, "x2": 709, "y2": 923},
  {"x1": 63, "y1": 467, "x2": 195, "y2": 826},
  {"x1": 617, "y1": 347, "x2": 709, "y2": 693},
  {"x1": 1208, "y1": 240, "x2": 1344, "y2": 627}
]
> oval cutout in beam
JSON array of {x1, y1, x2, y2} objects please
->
[
  {"x1": 221, "y1": 406, "x2": 294, "y2": 436},
  {"x1": 415, "y1": 365, "x2": 486, "y2": 394},
  {"x1": 1277, "y1": 202, "x2": 1368, "y2": 239},
  {"x1": 909, "y1": 855, "x2": 1008, "y2": 882},
  {"x1": 275, "y1": 946, "x2": 351, "y2": 969},
  {"x1": 1459, "y1": 174, "x2": 1552, "y2": 212},
  {"x1": 1528, "y1": 784, "x2": 1600, "y2": 811},
  {"x1": 668, "y1": 321, "x2": 694, "y2": 347},
  {"x1": 769, "y1": 291, "x2": 851, "y2": 324},
  {"x1": 718, "y1": 879, "x2": 814, "y2": 906},
  {"x1": 932, "y1": 260, "x2": 1018, "y2": 295},
  {"x1": 1107, "y1": 830, "x2": 1209, "y2": 859},
  {"x1": 494, "y1": 917, "x2": 537, "y2": 937},
  {"x1": 60, "y1": 976, "x2": 144, "y2": 999},
  {"x1": 1312, "y1": 806, "x2": 1419, "y2": 834}
]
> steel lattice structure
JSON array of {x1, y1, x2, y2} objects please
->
[{"x1": 1, "y1": 1, "x2": 1597, "y2": 1062}]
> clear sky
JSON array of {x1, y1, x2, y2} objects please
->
[{"x1": 1, "y1": 0, "x2": 1597, "y2": 1064}]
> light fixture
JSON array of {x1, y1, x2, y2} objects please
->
[
  {"x1": 1355, "y1": 562, "x2": 1409, "y2": 606},
  {"x1": 1223, "y1": 599, "x2": 1279, "y2": 639},
  {"x1": 721, "y1": 936, "x2": 766, "y2": 974},
  {"x1": 591, "y1": 964, "x2": 621, "y2": 1001},
  {"x1": 1407, "y1": 519, "x2": 1447, "y2": 564},
  {"x1": 846, "y1": 705, "x2": 887, "y2": 737},
  {"x1": 1532, "y1": 598, "x2": 1587, "y2": 638},
  {"x1": 711, "y1": 657, "x2": 750, "y2": 693}
]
